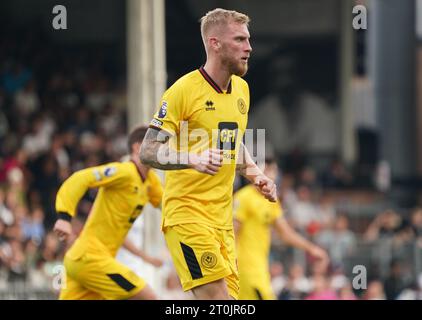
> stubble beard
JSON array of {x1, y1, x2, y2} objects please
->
[{"x1": 222, "y1": 54, "x2": 248, "y2": 77}]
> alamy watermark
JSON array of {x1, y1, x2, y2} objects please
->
[
  {"x1": 353, "y1": 5, "x2": 367, "y2": 30},
  {"x1": 52, "y1": 264, "x2": 66, "y2": 290},
  {"x1": 155, "y1": 121, "x2": 267, "y2": 173},
  {"x1": 51, "y1": 4, "x2": 366, "y2": 31},
  {"x1": 52, "y1": 5, "x2": 67, "y2": 30},
  {"x1": 352, "y1": 265, "x2": 367, "y2": 290}
]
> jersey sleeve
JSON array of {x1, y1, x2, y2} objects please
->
[
  {"x1": 239, "y1": 77, "x2": 250, "y2": 114},
  {"x1": 271, "y1": 201, "x2": 283, "y2": 223},
  {"x1": 146, "y1": 170, "x2": 163, "y2": 208},
  {"x1": 55, "y1": 162, "x2": 130, "y2": 218},
  {"x1": 149, "y1": 80, "x2": 186, "y2": 136},
  {"x1": 244, "y1": 80, "x2": 250, "y2": 113},
  {"x1": 233, "y1": 189, "x2": 250, "y2": 223}
]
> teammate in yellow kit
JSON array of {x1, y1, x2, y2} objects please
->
[
  {"x1": 140, "y1": 9, "x2": 277, "y2": 300},
  {"x1": 53, "y1": 126, "x2": 163, "y2": 300},
  {"x1": 234, "y1": 158, "x2": 329, "y2": 300}
]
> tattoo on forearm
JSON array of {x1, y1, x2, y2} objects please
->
[{"x1": 140, "y1": 128, "x2": 191, "y2": 170}]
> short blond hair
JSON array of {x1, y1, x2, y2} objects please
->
[{"x1": 200, "y1": 8, "x2": 250, "y2": 43}]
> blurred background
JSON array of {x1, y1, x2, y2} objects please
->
[{"x1": 1, "y1": 0, "x2": 422, "y2": 299}]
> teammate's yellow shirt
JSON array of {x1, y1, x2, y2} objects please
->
[
  {"x1": 233, "y1": 185, "x2": 283, "y2": 277},
  {"x1": 150, "y1": 67, "x2": 249, "y2": 230},
  {"x1": 55, "y1": 161, "x2": 163, "y2": 258}
]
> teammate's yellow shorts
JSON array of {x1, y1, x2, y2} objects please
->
[
  {"x1": 238, "y1": 273, "x2": 275, "y2": 300},
  {"x1": 59, "y1": 251, "x2": 146, "y2": 300},
  {"x1": 163, "y1": 223, "x2": 239, "y2": 299}
]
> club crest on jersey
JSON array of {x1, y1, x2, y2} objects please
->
[
  {"x1": 201, "y1": 252, "x2": 217, "y2": 268},
  {"x1": 237, "y1": 98, "x2": 247, "y2": 114},
  {"x1": 104, "y1": 166, "x2": 116, "y2": 177},
  {"x1": 158, "y1": 101, "x2": 168, "y2": 118}
]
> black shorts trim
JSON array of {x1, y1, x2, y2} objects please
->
[
  {"x1": 180, "y1": 242, "x2": 203, "y2": 280},
  {"x1": 254, "y1": 288, "x2": 264, "y2": 300},
  {"x1": 106, "y1": 273, "x2": 136, "y2": 292}
]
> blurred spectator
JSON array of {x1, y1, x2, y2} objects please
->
[
  {"x1": 270, "y1": 261, "x2": 287, "y2": 297},
  {"x1": 0, "y1": 189, "x2": 14, "y2": 226},
  {"x1": 364, "y1": 209, "x2": 402, "y2": 242},
  {"x1": 363, "y1": 280, "x2": 386, "y2": 300},
  {"x1": 393, "y1": 219, "x2": 416, "y2": 249},
  {"x1": 21, "y1": 207, "x2": 45, "y2": 244},
  {"x1": 410, "y1": 208, "x2": 422, "y2": 238},
  {"x1": 321, "y1": 159, "x2": 354, "y2": 189},
  {"x1": 316, "y1": 193, "x2": 336, "y2": 229},
  {"x1": 0, "y1": 219, "x2": 8, "y2": 267},
  {"x1": 36, "y1": 232, "x2": 64, "y2": 284},
  {"x1": 22, "y1": 114, "x2": 55, "y2": 160},
  {"x1": 315, "y1": 214, "x2": 357, "y2": 266},
  {"x1": 305, "y1": 275, "x2": 338, "y2": 300},
  {"x1": 1, "y1": 62, "x2": 32, "y2": 95},
  {"x1": 7, "y1": 239, "x2": 27, "y2": 282},
  {"x1": 287, "y1": 185, "x2": 320, "y2": 233},
  {"x1": 337, "y1": 281, "x2": 358, "y2": 300},
  {"x1": 279, "y1": 173, "x2": 297, "y2": 211},
  {"x1": 309, "y1": 259, "x2": 329, "y2": 278},
  {"x1": 29, "y1": 154, "x2": 61, "y2": 229},
  {"x1": 0, "y1": 148, "x2": 29, "y2": 185},
  {"x1": 330, "y1": 264, "x2": 349, "y2": 291},
  {"x1": 14, "y1": 80, "x2": 40, "y2": 118},
  {"x1": 278, "y1": 263, "x2": 311, "y2": 299},
  {"x1": 383, "y1": 259, "x2": 412, "y2": 300},
  {"x1": 396, "y1": 281, "x2": 422, "y2": 300}
]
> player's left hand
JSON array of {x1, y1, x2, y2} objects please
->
[
  {"x1": 253, "y1": 175, "x2": 277, "y2": 202},
  {"x1": 309, "y1": 245, "x2": 330, "y2": 266},
  {"x1": 146, "y1": 256, "x2": 165, "y2": 268}
]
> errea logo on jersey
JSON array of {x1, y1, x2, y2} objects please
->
[{"x1": 205, "y1": 100, "x2": 215, "y2": 111}]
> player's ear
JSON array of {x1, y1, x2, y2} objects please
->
[{"x1": 209, "y1": 37, "x2": 220, "y2": 51}]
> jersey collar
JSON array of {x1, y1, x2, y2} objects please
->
[
  {"x1": 130, "y1": 160, "x2": 147, "y2": 182},
  {"x1": 198, "y1": 66, "x2": 232, "y2": 94}
]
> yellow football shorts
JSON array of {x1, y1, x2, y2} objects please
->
[
  {"x1": 163, "y1": 223, "x2": 239, "y2": 299},
  {"x1": 238, "y1": 273, "x2": 275, "y2": 300},
  {"x1": 59, "y1": 251, "x2": 146, "y2": 300}
]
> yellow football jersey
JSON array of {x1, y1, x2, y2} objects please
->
[
  {"x1": 55, "y1": 161, "x2": 163, "y2": 258},
  {"x1": 233, "y1": 185, "x2": 283, "y2": 277},
  {"x1": 150, "y1": 67, "x2": 249, "y2": 230}
]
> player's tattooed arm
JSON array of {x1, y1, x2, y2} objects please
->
[
  {"x1": 140, "y1": 127, "x2": 190, "y2": 170},
  {"x1": 140, "y1": 127, "x2": 223, "y2": 175}
]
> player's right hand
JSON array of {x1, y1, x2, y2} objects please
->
[
  {"x1": 53, "y1": 219, "x2": 72, "y2": 242},
  {"x1": 188, "y1": 149, "x2": 223, "y2": 175},
  {"x1": 254, "y1": 175, "x2": 277, "y2": 202}
]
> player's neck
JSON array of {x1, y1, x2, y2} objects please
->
[
  {"x1": 131, "y1": 155, "x2": 150, "y2": 176},
  {"x1": 203, "y1": 61, "x2": 231, "y2": 91}
]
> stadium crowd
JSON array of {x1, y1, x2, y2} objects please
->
[{"x1": 1, "y1": 27, "x2": 422, "y2": 299}]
